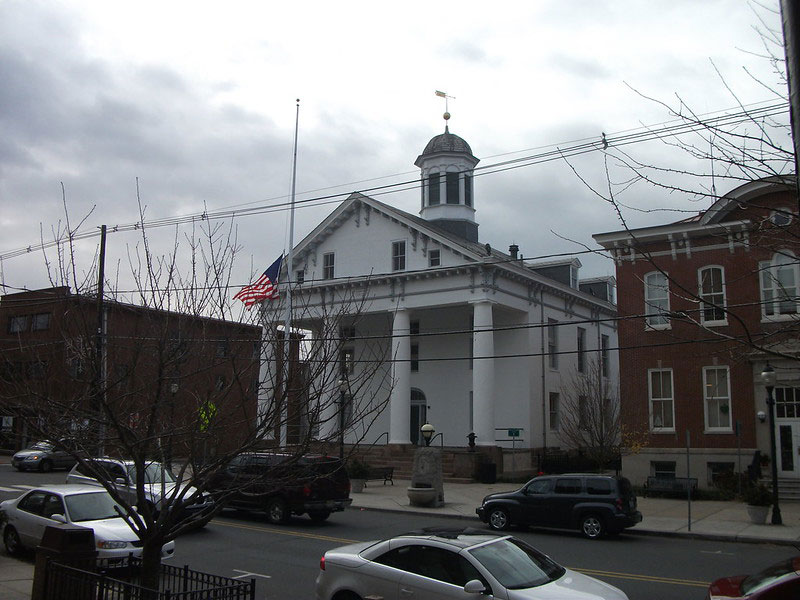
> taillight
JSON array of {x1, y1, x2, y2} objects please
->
[
  {"x1": 615, "y1": 498, "x2": 623, "y2": 511},
  {"x1": 320, "y1": 556, "x2": 326, "y2": 571},
  {"x1": 303, "y1": 485, "x2": 311, "y2": 497}
]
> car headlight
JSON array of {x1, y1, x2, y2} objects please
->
[
  {"x1": 26, "y1": 455, "x2": 41, "y2": 461},
  {"x1": 97, "y1": 541, "x2": 128, "y2": 549}
]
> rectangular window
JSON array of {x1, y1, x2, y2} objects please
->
[
  {"x1": 429, "y1": 249, "x2": 440, "y2": 267},
  {"x1": 601, "y1": 334, "x2": 610, "y2": 377},
  {"x1": 410, "y1": 321, "x2": 419, "y2": 336},
  {"x1": 708, "y1": 462, "x2": 734, "y2": 486},
  {"x1": 549, "y1": 392, "x2": 560, "y2": 431},
  {"x1": 323, "y1": 253, "x2": 335, "y2": 279},
  {"x1": 776, "y1": 387, "x2": 800, "y2": 418},
  {"x1": 578, "y1": 395, "x2": 589, "y2": 430},
  {"x1": 392, "y1": 240, "x2": 406, "y2": 272},
  {"x1": 464, "y1": 174, "x2": 472, "y2": 207},
  {"x1": 410, "y1": 344, "x2": 419, "y2": 372},
  {"x1": 703, "y1": 366, "x2": 731, "y2": 430},
  {"x1": 645, "y1": 271, "x2": 670, "y2": 327},
  {"x1": 547, "y1": 318, "x2": 558, "y2": 369},
  {"x1": 215, "y1": 340, "x2": 229, "y2": 358},
  {"x1": 31, "y1": 313, "x2": 51, "y2": 331},
  {"x1": 699, "y1": 266, "x2": 726, "y2": 323},
  {"x1": 649, "y1": 369, "x2": 675, "y2": 431},
  {"x1": 296, "y1": 269, "x2": 304, "y2": 284},
  {"x1": 340, "y1": 326, "x2": 356, "y2": 341},
  {"x1": 760, "y1": 255, "x2": 800, "y2": 317},
  {"x1": 7, "y1": 316, "x2": 29, "y2": 333},
  {"x1": 577, "y1": 327, "x2": 586, "y2": 373},
  {"x1": 446, "y1": 172, "x2": 459, "y2": 204},
  {"x1": 428, "y1": 173, "x2": 440, "y2": 205},
  {"x1": 651, "y1": 461, "x2": 676, "y2": 479}
]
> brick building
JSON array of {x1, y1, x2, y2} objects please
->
[
  {"x1": 594, "y1": 176, "x2": 800, "y2": 490},
  {"x1": 0, "y1": 287, "x2": 262, "y2": 456}
]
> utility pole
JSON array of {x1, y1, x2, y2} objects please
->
[
  {"x1": 780, "y1": 0, "x2": 800, "y2": 211},
  {"x1": 94, "y1": 225, "x2": 107, "y2": 454}
]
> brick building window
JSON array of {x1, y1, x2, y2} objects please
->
[
  {"x1": 644, "y1": 271, "x2": 670, "y2": 328},
  {"x1": 649, "y1": 368, "x2": 675, "y2": 431},
  {"x1": 651, "y1": 461, "x2": 676, "y2": 479},
  {"x1": 760, "y1": 252, "x2": 799, "y2": 317},
  {"x1": 698, "y1": 266, "x2": 726, "y2": 324},
  {"x1": 703, "y1": 366, "x2": 732, "y2": 431},
  {"x1": 776, "y1": 387, "x2": 800, "y2": 418},
  {"x1": 7, "y1": 316, "x2": 29, "y2": 333}
]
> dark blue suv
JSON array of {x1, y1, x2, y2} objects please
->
[{"x1": 476, "y1": 474, "x2": 642, "y2": 539}]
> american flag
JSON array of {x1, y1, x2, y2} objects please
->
[{"x1": 234, "y1": 255, "x2": 283, "y2": 308}]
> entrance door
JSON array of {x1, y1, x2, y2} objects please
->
[{"x1": 410, "y1": 389, "x2": 427, "y2": 446}]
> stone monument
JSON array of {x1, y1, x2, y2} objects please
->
[{"x1": 407, "y1": 446, "x2": 444, "y2": 507}]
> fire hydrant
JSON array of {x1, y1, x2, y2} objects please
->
[{"x1": 467, "y1": 432, "x2": 477, "y2": 452}]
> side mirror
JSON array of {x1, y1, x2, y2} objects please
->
[
  {"x1": 464, "y1": 579, "x2": 486, "y2": 594},
  {"x1": 114, "y1": 477, "x2": 128, "y2": 485},
  {"x1": 51, "y1": 514, "x2": 66, "y2": 524}
]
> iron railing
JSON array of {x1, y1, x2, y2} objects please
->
[{"x1": 46, "y1": 556, "x2": 256, "y2": 600}]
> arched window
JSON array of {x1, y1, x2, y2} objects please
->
[
  {"x1": 698, "y1": 266, "x2": 726, "y2": 324},
  {"x1": 446, "y1": 172, "x2": 459, "y2": 204},
  {"x1": 760, "y1": 252, "x2": 800, "y2": 317},
  {"x1": 644, "y1": 271, "x2": 670, "y2": 328}
]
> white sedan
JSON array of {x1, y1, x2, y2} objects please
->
[
  {"x1": 316, "y1": 528, "x2": 628, "y2": 600},
  {"x1": 0, "y1": 484, "x2": 175, "y2": 560}
]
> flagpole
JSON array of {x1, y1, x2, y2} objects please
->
[{"x1": 282, "y1": 99, "x2": 300, "y2": 447}]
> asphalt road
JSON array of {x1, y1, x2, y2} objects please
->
[{"x1": 1, "y1": 463, "x2": 797, "y2": 600}]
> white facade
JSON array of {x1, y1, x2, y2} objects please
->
[{"x1": 268, "y1": 128, "x2": 618, "y2": 450}]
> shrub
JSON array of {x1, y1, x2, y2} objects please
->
[
  {"x1": 346, "y1": 457, "x2": 370, "y2": 479},
  {"x1": 743, "y1": 483, "x2": 771, "y2": 506}
]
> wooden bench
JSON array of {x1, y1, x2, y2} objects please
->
[
  {"x1": 645, "y1": 476, "x2": 697, "y2": 497},
  {"x1": 363, "y1": 466, "x2": 394, "y2": 486}
]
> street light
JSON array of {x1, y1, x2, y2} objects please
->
[
  {"x1": 761, "y1": 363, "x2": 782, "y2": 525},
  {"x1": 338, "y1": 378, "x2": 347, "y2": 459},
  {"x1": 421, "y1": 423, "x2": 435, "y2": 447}
]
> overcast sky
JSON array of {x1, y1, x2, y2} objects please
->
[{"x1": 0, "y1": 1, "x2": 789, "y2": 303}]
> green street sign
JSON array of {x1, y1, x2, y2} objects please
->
[
  {"x1": 507, "y1": 428, "x2": 521, "y2": 437},
  {"x1": 199, "y1": 401, "x2": 217, "y2": 432}
]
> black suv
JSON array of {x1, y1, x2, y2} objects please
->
[
  {"x1": 207, "y1": 453, "x2": 352, "y2": 524},
  {"x1": 476, "y1": 473, "x2": 642, "y2": 539}
]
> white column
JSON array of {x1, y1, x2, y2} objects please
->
[
  {"x1": 389, "y1": 308, "x2": 411, "y2": 444},
  {"x1": 472, "y1": 300, "x2": 496, "y2": 446},
  {"x1": 318, "y1": 319, "x2": 339, "y2": 440}
]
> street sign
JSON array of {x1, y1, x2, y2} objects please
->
[{"x1": 507, "y1": 428, "x2": 521, "y2": 437}]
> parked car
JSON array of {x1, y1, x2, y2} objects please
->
[
  {"x1": 706, "y1": 556, "x2": 800, "y2": 600},
  {"x1": 476, "y1": 473, "x2": 642, "y2": 539},
  {"x1": 207, "y1": 452, "x2": 352, "y2": 524},
  {"x1": 66, "y1": 458, "x2": 214, "y2": 523},
  {"x1": 316, "y1": 527, "x2": 629, "y2": 600},
  {"x1": 12, "y1": 440, "x2": 79, "y2": 472},
  {"x1": 0, "y1": 484, "x2": 175, "y2": 560}
]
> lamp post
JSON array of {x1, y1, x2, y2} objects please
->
[
  {"x1": 166, "y1": 382, "x2": 178, "y2": 469},
  {"x1": 761, "y1": 364, "x2": 782, "y2": 525},
  {"x1": 338, "y1": 378, "x2": 347, "y2": 459},
  {"x1": 421, "y1": 423, "x2": 435, "y2": 447}
]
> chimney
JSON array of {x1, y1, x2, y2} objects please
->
[{"x1": 509, "y1": 244, "x2": 519, "y2": 260}]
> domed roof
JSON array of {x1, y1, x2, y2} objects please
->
[{"x1": 420, "y1": 126, "x2": 474, "y2": 157}]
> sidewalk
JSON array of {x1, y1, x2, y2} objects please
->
[{"x1": 2, "y1": 479, "x2": 800, "y2": 600}]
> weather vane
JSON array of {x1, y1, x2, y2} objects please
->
[{"x1": 435, "y1": 90, "x2": 455, "y2": 125}]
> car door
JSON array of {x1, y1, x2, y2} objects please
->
[
  {"x1": 395, "y1": 545, "x2": 495, "y2": 600},
  {"x1": 515, "y1": 478, "x2": 554, "y2": 526},
  {"x1": 548, "y1": 477, "x2": 583, "y2": 528},
  {"x1": 10, "y1": 490, "x2": 48, "y2": 547}
]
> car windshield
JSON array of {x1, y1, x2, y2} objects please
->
[
  {"x1": 65, "y1": 492, "x2": 123, "y2": 522},
  {"x1": 468, "y1": 538, "x2": 565, "y2": 589},
  {"x1": 126, "y1": 463, "x2": 176, "y2": 485},
  {"x1": 30, "y1": 442, "x2": 53, "y2": 451},
  {"x1": 741, "y1": 558, "x2": 800, "y2": 595}
]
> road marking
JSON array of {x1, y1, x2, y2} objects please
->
[
  {"x1": 213, "y1": 519, "x2": 359, "y2": 544},
  {"x1": 211, "y1": 519, "x2": 709, "y2": 589},
  {"x1": 701, "y1": 550, "x2": 735, "y2": 556},
  {"x1": 232, "y1": 569, "x2": 271, "y2": 580},
  {"x1": 573, "y1": 567, "x2": 709, "y2": 588}
]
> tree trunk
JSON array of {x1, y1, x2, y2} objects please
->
[{"x1": 140, "y1": 538, "x2": 164, "y2": 596}]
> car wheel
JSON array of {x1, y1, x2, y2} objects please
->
[
  {"x1": 487, "y1": 507, "x2": 510, "y2": 531},
  {"x1": 309, "y1": 510, "x2": 331, "y2": 522},
  {"x1": 580, "y1": 514, "x2": 605, "y2": 539},
  {"x1": 4, "y1": 526, "x2": 23, "y2": 556},
  {"x1": 39, "y1": 459, "x2": 53, "y2": 473},
  {"x1": 265, "y1": 499, "x2": 288, "y2": 524}
]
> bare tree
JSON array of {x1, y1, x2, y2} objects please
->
[
  {"x1": 0, "y1": 206, "x2": 391, "y2": 590},
  {"x1": 557, "y1": 358, "x2": 621, "y2": 472}
]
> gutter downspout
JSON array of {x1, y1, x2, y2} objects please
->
[{"x1": 540, "y1": 290, "x2": 547, "y2": 463}]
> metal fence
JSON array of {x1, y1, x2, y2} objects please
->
[{"x1": 46, "y1": 556, "x2": 256, "y2": 600}]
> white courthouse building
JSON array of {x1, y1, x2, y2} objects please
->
[{"x1": 270, "y1": 124, "x2": 618, "y2": 475}]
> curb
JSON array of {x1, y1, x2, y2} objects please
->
[{"x1": 354, "y1": 505, "x2": 800, "y2": 547}]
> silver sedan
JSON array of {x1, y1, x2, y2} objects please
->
[{"x1": 316, "y1": 527, "x2": 628, "y2": 600}]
